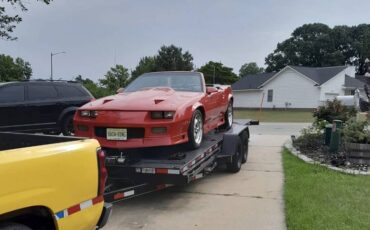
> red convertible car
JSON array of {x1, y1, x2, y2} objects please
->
[{"x1": 74, "y1": 71, "x2": 233, "y2": 149}]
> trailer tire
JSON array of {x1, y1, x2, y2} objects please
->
[
  {"x1": 0, "y1": 222, "x2": 32, "y2": 230},
  {"x1": 227, "y1": 138, "x2": 243, "y2": 173},
  {"x1": 241, "y1": 131, "x2": 249, "y2": 164}
]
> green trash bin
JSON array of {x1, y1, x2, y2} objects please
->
[
  {"x1": 324, "y1": 124, "x2": 333, "y2": 146},
  {"x1": 329, "y1": 120, "x2": 342, "y2": 153}
]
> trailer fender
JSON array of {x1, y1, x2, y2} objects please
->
[{"x1": 221, "y1": 133, "x2": 241, "y2": 157}]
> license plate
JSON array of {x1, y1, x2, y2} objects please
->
[{"x1": 106, "y1": 128, "x2": 127, "y2": 140}]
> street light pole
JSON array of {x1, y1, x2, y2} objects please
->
[{"x1": 50, "y1": 51, "x2": 66, "y2": 80}]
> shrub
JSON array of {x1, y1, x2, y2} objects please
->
[
  {"x1": 313, "y1": 99, "x2": 356, "y2": 126},
  {"x1": 293, "y1": 126, "x2": 323, "y2": 153},
  {"x1": 342, "y1": 118, "x2": 370, "y2": 144}
]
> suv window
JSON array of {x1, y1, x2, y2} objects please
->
[
  {"x1": 56, "y1": 85, "x2": 85, "y2": 98},
  {"x1": 28, "y1": 85, "x2": 58, "y2": 100},
  {"x1": 0, "y1": 85, "x2": 25, "y2": 103}
]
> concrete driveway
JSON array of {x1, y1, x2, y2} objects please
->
[{"x1": 104, "y1": 123, "x2": 307, "y2": 230}]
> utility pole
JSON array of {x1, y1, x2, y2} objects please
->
[{"x1": 50, "y1": 51, "x2": 66, "y2": 80}]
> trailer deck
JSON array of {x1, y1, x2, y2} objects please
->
[{"x1": 103, "y1": 122, "x2": 252, "y2": 203}]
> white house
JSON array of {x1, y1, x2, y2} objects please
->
[{"x1": 231, "y1": 65, "x2": 366, "y2": 109}]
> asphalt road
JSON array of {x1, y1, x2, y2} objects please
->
[{"x1": 104, "y1": 123, "x2": 308, "y2": 230}]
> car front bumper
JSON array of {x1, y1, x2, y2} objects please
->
[{"x1": 74, "y1": 111, "x2": 190, "y2": 149}]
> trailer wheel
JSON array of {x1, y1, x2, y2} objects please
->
[
  {"x1": 241, "y1": 131, "x2": 249, "y2": 164},
  {"x1": 227, "y1": 138, "x2": 243, "y2": 173}
]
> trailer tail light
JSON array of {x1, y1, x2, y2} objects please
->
[{"x1": 97, "y1": 148, "x2": 107, "y2": 196}]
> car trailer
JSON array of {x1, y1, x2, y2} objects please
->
[{"x1": 103, "y1": 121, "x2": 258, "y2": 203}]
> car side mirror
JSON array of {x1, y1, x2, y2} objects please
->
[
  {"x1": 206, "y1": 87, "x2": 218, "y2": 95},
  {"x1": 116, "y1": 88, "x2": 124, "y2": 94}
]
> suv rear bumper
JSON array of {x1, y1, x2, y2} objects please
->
[{"x1": 97, "y1": 202, "x2": 112, "y2": 229}]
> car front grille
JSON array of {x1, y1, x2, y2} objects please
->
[{"x1": 95, "y1": 127, "x2": 145, "y2": 139}]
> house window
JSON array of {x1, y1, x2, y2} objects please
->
[
  {"x1": 267, "y1": 89, "x2": 273, "y2": 102},
  {"x1": 345, "y1": 89, "x2": 355, "y2": 95}
]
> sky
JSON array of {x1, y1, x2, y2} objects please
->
[{"x1": 1, "y1": 0, "x2": 370, "y2": 81}]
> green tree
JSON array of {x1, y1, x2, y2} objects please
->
[
  {"x1": 130, "y1": 56, "x2": 156, "y2": 83},
  {"x1": 239, "y1": 62, "x2": 264, "y2": 77},
  {"x1": 1, "y1": 0, "x2": 51, "y2": 40},
  {"x1": 99, "y1": 65, "x2": 129, "y2": 94},
  {"x1": 154, "y1": 45, "x2": 194, "y2": 71},
  {"x1": 265, "y1": 23, "x2": 370, "y2": 74},
  {"x1": 75, "y1": 75, "x2": 110, "y2": 98},
  {"x1": 198, "y1": 61, "x2": 238, "y2": 85},
  {"x1": 265, "y1": 23, "x2": 341, "y2": 72},
  {"x1": 0, "y1": 54, "x2": 32, "y2": 81},
  {"x1": 352, "y1": 24, "x2": 370, "y2": 75}
]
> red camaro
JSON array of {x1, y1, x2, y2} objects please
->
[{"x1": 74, "y1": 71, "x2": 233, "y2": 149}]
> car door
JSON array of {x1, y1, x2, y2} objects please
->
[
  {"x1": 0, "y1": 84, "x2": 26, "y2": 131},
  {"x1": 26, "y1": 83, "x2": 60, "y2": 127}
]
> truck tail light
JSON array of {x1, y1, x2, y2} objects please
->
[{"x1": 97, "y1": 148, "x2": 107, "y2": 196}]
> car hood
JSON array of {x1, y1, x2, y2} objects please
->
[{"x1": 80, "y1": 88, "x2": 204, "y2": 111}]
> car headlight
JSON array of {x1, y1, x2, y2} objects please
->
[
  {"x1": 151, "y1": 111, "x2": 175, "y2": 119},
  {"x1": 80, "y1": 110, "x2": 98, "y2": 118},
  {"x1": 80, "y1": 110, "x2": 90, "y2": 117}
]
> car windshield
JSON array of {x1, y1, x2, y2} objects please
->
[{"x1": 125, "y1": 73, "x2": 203, "y2": 92}]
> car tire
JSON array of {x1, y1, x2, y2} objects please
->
[
  {"x1": 227, "y1": 138, "x2": 243, "y2": 173},
  {"x1": 43, "y1": 130, "x2": 61, "y2": 135},
  {"x1": 0, "y1": 222, "x2": 32, "y2": 230},
  {"x1": 221, "y1": 101, "x2": 233, "y2": 130},
  {"x1": 188, "y1": 110, "x2": 203, "y2": 149},
  {"x1": 61, "y1": 113, "x2": 75, "y2": 136}
]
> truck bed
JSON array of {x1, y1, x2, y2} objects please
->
[{"x1": 0, "y1": 132, "x2": 84, "y2": 151}]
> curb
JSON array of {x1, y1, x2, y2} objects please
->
[{"x1": 284, "y1": 140, "x2": 370, "y2": 176}]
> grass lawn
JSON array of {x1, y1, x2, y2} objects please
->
[
  {"x1": 283, "y1": 149, "x2": 370, "y2": 230},
  {"x1": 234, "y1": 109, "x2": 314, "y2": 123}
]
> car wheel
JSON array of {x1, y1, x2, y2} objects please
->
[
  {"x1": 221, "y1": 101, "x2": 233, "y2": 130},
  {"x1": 43, "y1": 130, "x2": 61, "y2": 135},
  {"x1": 188, "y1": 110, "x2": 203, "y2": 149},
  {"x1": 61, "y1": 113, "x2": 75, "y2": 136},
  {"x1": 0, "y1": 222, "x2": 32, "y2": 230}
]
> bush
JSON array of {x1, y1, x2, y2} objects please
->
[
  {"x1": 313, "y1": 99, "x2": 356, "y2": 126},
  {"x1": 293, "y1": 126, "x2": 323, "y2": 153},
  {"x1": 342, "y1": 118, "x2": 370, "y2": 144}
]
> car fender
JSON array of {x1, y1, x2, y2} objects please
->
[
  {"x1": 57, "y1": 107, "x2": 78, "y2": 125},
  {"x1": 225, "y1": 86, "x2": 233, "y2": 102},
  {"x1": 191, "y1": 102, "x2": 205, "y2": 117}
]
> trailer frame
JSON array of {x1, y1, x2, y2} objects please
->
[{"x1": 103, "y1": 121, "x2": 255, "y2": 203}]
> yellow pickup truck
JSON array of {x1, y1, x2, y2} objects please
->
[{"x1": 0, "y1": 132, "x2": 112, "y2": 230}]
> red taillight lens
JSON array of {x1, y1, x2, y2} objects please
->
[{"x1": 97, "y1": 148, "x2": 107, "y2": 196}]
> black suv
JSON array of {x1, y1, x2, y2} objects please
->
[{"x1": 0, "y1": 80, "x2": 94, "y2": 135}]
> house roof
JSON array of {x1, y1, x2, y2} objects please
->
[
  {"x1": 231, "y1": 72, "x2": 276, "y2": 90},
  {"x1": 289, "y1": 66, "x2": 346, "y2": 85},
  {"x1": 232, "y1": 65, "x2": 347, "y2": 90},
  {"x1": 355, "y1": 74, "x2": 370, "y2": 84},
  {"x1": 344, "y1": 75, "x2": 366, "y2": 88}
]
